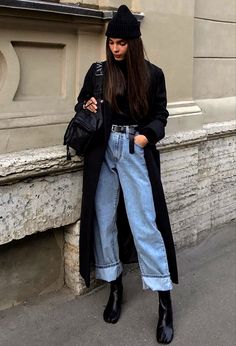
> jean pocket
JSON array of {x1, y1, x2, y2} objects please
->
[{"x1": 134, "y1": 142, "x2": 144, "y2": 150}]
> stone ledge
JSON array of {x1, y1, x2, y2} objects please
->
[
  {"x1": 0, "y1": 146, "x2": 82, "y2": 185},
  {"x1": 158, "y1": 119, "x2": 236, "y2": 151},
  {"x1": 0, "y1": 0, "x2": 111, "y2": 19},
  {"x1": 1, "y1": 120, "x2": 235, "y2": 184},
  {"x1": 0, "y1": 0, "x2": 144, "y2": 20},
  {"x1": 204, "y1": 120, "x2": 236, "y2": 137}
]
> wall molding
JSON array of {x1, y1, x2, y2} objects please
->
[{"x1": 0, "y1": 0, "x2": 144, "y2": 20}]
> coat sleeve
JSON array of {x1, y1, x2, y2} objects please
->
[
  {"x1": 140, "y1": 67, "x2": 169, "y2": 144},
  {"x1": 74, "y1": 63, "x2": 96, "y2": 112}
]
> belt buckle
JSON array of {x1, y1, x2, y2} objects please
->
[
  {"x1": 111, "y1": 124, "x2": 138, "y2": 133},
  {"x1": 111, "y1": 125, "x2": 117, "y2": 132},
  {"x1": 112, "y1": 125, "x2": 124, "y2": 132}
]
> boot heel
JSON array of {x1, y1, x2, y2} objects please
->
[
  {"x1": 156, "y1": 290, "x2": 174, "y2": 344},
  {"x1": 103, "y1": 274, "x2": 123, "y2": 324}
]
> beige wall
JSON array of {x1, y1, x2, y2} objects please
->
[
  {"x1": 0, "y1": 0, "x2": 235, "y2": 151},
  {"x1": 193, "y1": 0, "x2": 236, "y2": 123},
  {"x1": 136, "y1": 0, "x2": 195, "y2": 103},
  {"x1": 194, "y1": 1, "x2": 236, "y2": 98},
  {"x1": 0, "y1": 0, "x2": 201, "y2": 153},
  {"x1": 0, "y1": 13, "x2": 104, "y2": 153}
]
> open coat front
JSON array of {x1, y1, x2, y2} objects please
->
[{"x1": 76, "y1": 61, "x2": 178, "y2": 288}]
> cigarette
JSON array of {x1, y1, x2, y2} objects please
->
[{"x1": 84, "y1": 101, "x2": 93, "y2": 108}]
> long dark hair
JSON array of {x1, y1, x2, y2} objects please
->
[{"x1": 104, "y1": 37, "x2": 150, "y2": 120}]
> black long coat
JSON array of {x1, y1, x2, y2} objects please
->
[{"x1": 76, "y1": 61, "x2": 178, "y2": 288}]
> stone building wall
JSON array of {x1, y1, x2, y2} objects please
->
[{"x1": 0, "y1": 0, "x2": 235, "y2": 309}]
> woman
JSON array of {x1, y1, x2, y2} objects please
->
[{"x1": 76, "y1": 5, "x2": 178, "y2": 344}]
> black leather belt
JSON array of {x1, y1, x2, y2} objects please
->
[{"x1": 111, "y1": 124, "x2": 139, "y2": 154}]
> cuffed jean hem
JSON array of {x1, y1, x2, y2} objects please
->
[
  {"x1": 142, "y1": 276, "x2": 173, "y2": 291},
  {"x1": 95, "y1": 262, "x2": 123, "y2": 282}
]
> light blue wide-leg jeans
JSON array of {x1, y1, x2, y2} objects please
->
[{"x1": 93, "y1": 130, "x2": 173, "y2": 291}]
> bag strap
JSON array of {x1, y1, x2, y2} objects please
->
[
  {"x1": 93, "y1": 61, "x2": 103, "y2": 100},
  {"x1": 65, "y1": 62, "x2": 104, "y2": 161}
]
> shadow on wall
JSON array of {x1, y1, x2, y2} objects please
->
[{"x1": 0, "y1": 229, "x2": 64, "y2": 311}]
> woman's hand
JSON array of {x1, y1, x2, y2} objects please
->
[
  {"x1": 134, "y1": 134, "x2": 149, "y2": 148},
  {"x1": 83, "y1": 97, "x2": 97, "y2": 113}
]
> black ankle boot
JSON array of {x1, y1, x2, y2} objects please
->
[
  {"x1": 103, "y1": 274, "x2": 123, "y2": 324},
  {"x1": 156, "y1": 290, "x2": 174, "y2": 344}
]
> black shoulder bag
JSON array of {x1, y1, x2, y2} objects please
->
[{"x1": 63, "y1": 62, "x2": 103, "y2": 160}]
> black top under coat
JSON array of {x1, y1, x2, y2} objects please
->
[
  {"x1": 111, "y1": 59, "x2": 135, "y2": 126},
  {"x1": 111, "y1": 59, "x2": 157, "y2": 143}
]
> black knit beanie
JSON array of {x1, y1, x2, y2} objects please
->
[{"x1": 105, "y1": 4, "x2": 141, "y2": 39}]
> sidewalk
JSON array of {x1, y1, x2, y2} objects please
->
[{"x1": 0, "y1": 222, "x2": 235, "y2": 346}]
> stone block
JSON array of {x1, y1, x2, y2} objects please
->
[
  {"x1": 194, "y1": 19, "x2": 236, "y2": 58},
  {"x1": 0, "y1": 172, "x2": 82, "y2": 245},
  {"x1": 195, "y1": 0, "x2": 236, "y2": 22},
  {"x1": 64, "y1": 221, "x2": 87, "y2": 294},
  {"x1": 0, "y1": 229, "x2": 64, "y2": 311},
  {"x1": 194, "y1": 58, "x2": 236, "y2": 99}
]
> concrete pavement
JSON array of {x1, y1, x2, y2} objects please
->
[{"x1": 0, "y1": 221, "x2": 235, "y2": 346}]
